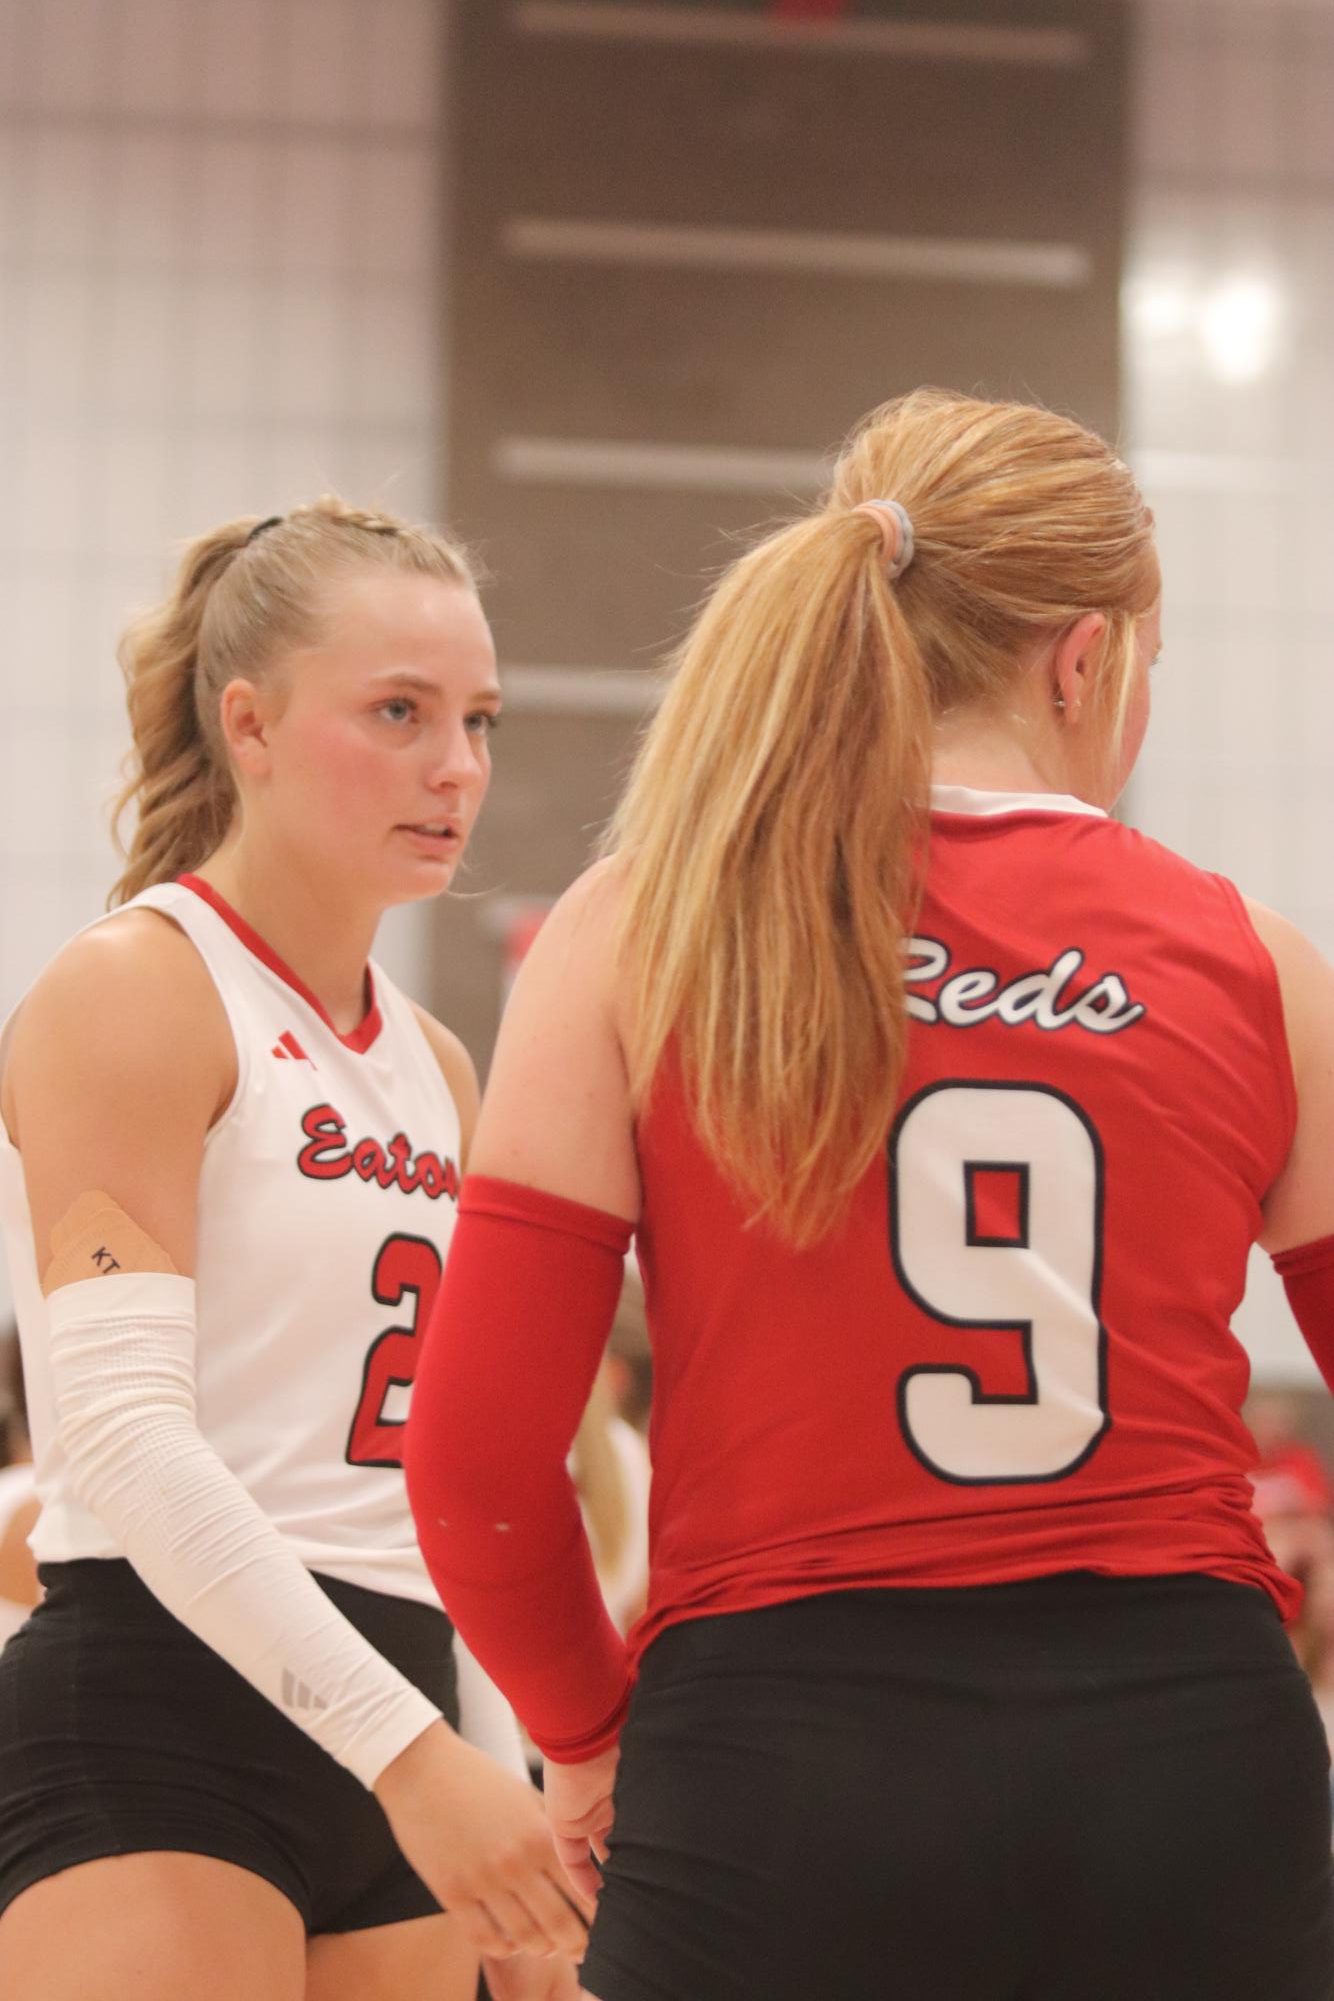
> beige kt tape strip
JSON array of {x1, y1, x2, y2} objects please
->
[{"x1": 43, "y1": 1190, "x2": 179, "y2": 1293}]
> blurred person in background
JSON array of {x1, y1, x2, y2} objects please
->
[
  {"x1": 571, "y1": 1355, "x2": 650, "y2": 1640},
  {"x1": 1247, "y1": 1390, "x2": 1334, "y2": 1804},
  {"x1": 0, "y1": 1326, "x2": 39, "y2": 1641},
  {"x1": 1293, "y1": 1555, "x2": 1334, "y2": 1769},
  {"x1": 0, "y1": 502, "x2": 585, "y2": 2001},
  {"x1": 604, "y1": 1264, "x2": 652, "y2": 1440},
  {"x1": 1249, "y1": 1387, "x2": 1334, "y2": 1589},
  {"x1": 1249, "y1": 1388, "x2": 1333, "y2": 1519},
  {"x1": 408, "y1": 389, "x2": 1334, "y2": 2001}
]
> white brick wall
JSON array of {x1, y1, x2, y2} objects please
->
[
  {"x1": 1126, "y1": 0, "x2": 1334, "y2": 1378},
  {"x1": 0, "y1": 0, "x2": 447, "y2": 1317},
  {"x1": 0, "y1": 0, "x2": 445, "y2": 1022}
]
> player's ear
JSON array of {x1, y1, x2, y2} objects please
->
[
  {"x1": 218, "y1": 677, "x2": 274, "y2": 778},
  {"x1": 1052, "y1": 612, "x2": 1108, "y2": 725}
]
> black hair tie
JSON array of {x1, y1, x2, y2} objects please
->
[{"x1": 245, "y1": 514, "x2": 284, "y2": 546}]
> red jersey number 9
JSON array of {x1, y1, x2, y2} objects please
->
[
  {"x1": 889, "y1": 1080, "x2": 1109, "y2": 1485},
  {"x1": 346, "y1": 1233, "x2": 444, "y2": 1469}
]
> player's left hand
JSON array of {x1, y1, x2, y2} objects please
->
[
  {"x1": 543, "y1": 1744, "x2": 620, "y2": 1906},
  {"x1": 481, "y1": 1950, "x2": 592, "y2": 2000}
]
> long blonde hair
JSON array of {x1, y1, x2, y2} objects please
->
[
  {"x1": 110, "y1": 498, "x2": 477, "y2": 905},
  {"x1": 607, "y1": 389, "x2": 1158, "y2": 1247}
]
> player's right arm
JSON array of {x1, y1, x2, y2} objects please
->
[
  {"x1": 1248, "y1": 901, "x2": 1334, "y2": 1388},
  {"x1": 1, "y1": 915, "x2": 590, "y2": 1960},
  {"x1": 3, "y1": 911, "x2": 230, "y2": 1285}
]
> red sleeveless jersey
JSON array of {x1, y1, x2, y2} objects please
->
[{"x1": 629, "y1": 789, "x2": 1300, "y2": 1669}]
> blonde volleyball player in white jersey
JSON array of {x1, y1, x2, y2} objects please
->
[{"x1": 0, "y1": 502, "x2": 589, "y2": 2001}]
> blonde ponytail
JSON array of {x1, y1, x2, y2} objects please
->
[
  {"x1": 110, "y1": 498, "x2": 477, "y2": 906},
  {"x1": 110, "y1": 522, "x2": 252, "y2": 904},
  {"x1": 607, "y1": 389, "x2": 1158, "y2": 1247},
  {"x1": 610, "y1": 509, "x2": 933, "y2": 1247}
]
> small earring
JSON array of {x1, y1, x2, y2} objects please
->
[{"x1": 1053, "y1": 694, "x2": 1066, "y2": 711}]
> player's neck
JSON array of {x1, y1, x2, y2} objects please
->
[
  {"x1": 190, "y1": 841, "x2": 381, "y2": 1035},
  {"x1": 931, "y1": 710, "x2": 1081, "y2": 802}
]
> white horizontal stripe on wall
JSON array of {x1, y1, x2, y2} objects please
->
[
  {"x1": 504, "y1": 218, "x2": 1094, "y2": 289},
  {"x1": 492, "y1": 436, "x2": 830, "y2": 494},
  {"x1": 500, "y1": 665, "x2": 665, "y2": 716}
]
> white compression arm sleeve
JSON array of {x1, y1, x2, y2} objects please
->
[
  {"x1": 454, "y1": 1629, "x2": 530, "y2": 1778},
  {"x1": 47, "y1": 1271, "x2": 440, "y2": 1789}
]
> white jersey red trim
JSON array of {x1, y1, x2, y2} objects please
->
[{"x1": 0, "y1": 879, "x2": 461, "y2": 1604}]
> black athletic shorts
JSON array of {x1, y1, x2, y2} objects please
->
[
  {"x1": 0, "y1": 1557, "x2": 458, "y2": 1933},
  {"x1": 581, "y1": 1573, "x2": 1334, "y2": 2001}
]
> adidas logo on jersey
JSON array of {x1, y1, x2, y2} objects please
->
[
  {"x1": 272, "y1": 1030, "x2": 315, "y2": 1066},
  {"x1": 281, "y1": 1668, "x2": 329, "y2": 1714},
  {"x1": 297, "y1": 1101, "x2": 461, "y2": 1201}
]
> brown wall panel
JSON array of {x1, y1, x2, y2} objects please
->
[
  {"x1": 433, "y1": 0, "x2": 1129, "y2": 1064},
  {"x1": 482, "y1": 39, "x2": 1123, "y2": 243},
  {"x1": 470, "y1": 482, "x2": 807, "y2": 666},
  {"x1": 471, "y1": 265, "x2": 1123, "y2": 450}
]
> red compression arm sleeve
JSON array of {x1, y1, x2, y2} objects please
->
[
  {"x1": 1274, "y1": 1235, "x2": 1334, "y2": 1395},
  {"x1": 404, "y1": 1175, "x2": 635, "y2": 1761}
]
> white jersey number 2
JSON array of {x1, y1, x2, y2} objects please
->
[{"x1": 888, "y1": 1080, "x2": 1109, "y2": 1485}]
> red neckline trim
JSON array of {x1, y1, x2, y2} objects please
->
[{"x1": 177, "y1": 874, "x2": 384, "y2": 1055}]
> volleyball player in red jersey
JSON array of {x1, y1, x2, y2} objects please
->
[{"x1": 406, "y1": 391, "x2": 1334, "y2": 1999}]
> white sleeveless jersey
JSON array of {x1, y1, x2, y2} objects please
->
[{"x1": 0, "y1": 877, "x2": 463, "y2": 1604}]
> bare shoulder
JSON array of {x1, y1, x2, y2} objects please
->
[
  {"x1": 2, "y1": 906, "x2": 233, "y2": 1166},
  {"x1": 7, "y1": 910, "x2": 230, "y2": 1100},
  {"x1": 1242, "y1": 896, "x2": 1324, "y2": 972},
  {"x1": 408, "y1": 1003, "x2": 480, "y2": 1146},
  {"x1": 1244, "y1": 898, "x2": 1334, "y2": 1252},
  {"x1": 511, "y1": 859, "x2": 625, "y2": 1010},
  {"x1": 4, "y1": 908, "x2": 235, "y2": 1279},
  {"x1": 550, "y1": 855, "x2": 625, "y2": 935},
  {"x1": 468, "y1": 859, "x2": 639, "y2": 1217},
  {"x1": 1242, "y1": 898, "x2": 1334, "y2": 1059},
  {"x1": 18, "y1": 907, "x2": 219, "y2": 1014},
  {"x1": 408, "y1": 1005, "x2": 476, "y2": 1087}
]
